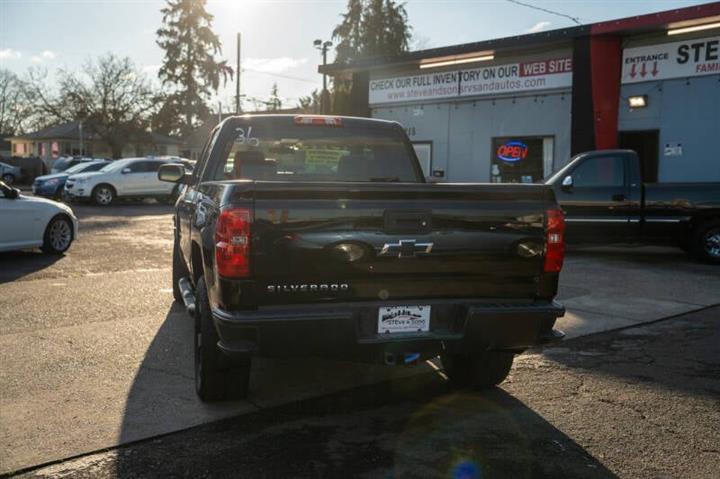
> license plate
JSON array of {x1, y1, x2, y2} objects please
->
[{"x1": 378, "y1": 305, "x2": 430, "y2": 334}]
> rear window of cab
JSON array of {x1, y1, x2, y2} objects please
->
[{"x1": 210, "y1": 118, "x2": 422, "y2": 183}]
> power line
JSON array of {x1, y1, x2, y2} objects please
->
[
  {"x1": 242, "y1": 68, "x2": 319, "y2": 84},
  {"x1": 505, "y1": 0, "x2": 582, "y2": 25}
]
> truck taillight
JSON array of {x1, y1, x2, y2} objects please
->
[
  {"x1": 215, "y1": 207, "x2": 251, "y2": 278},
  {"x1": 294, "y1": 115, "x2": 343, "y2": 127},
  {"x1": 544, "y1": 208, "x2": 565, "y2": 273}
]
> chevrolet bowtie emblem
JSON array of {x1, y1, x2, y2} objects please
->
[{"x1": 380, "y1": 239, "x2": 434, "y2": 258}]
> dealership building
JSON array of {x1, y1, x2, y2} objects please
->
[{"x1": 320, "y1": 4, "x2": 720, "y2": 183}]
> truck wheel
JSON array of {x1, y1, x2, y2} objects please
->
[
  {"x1": 195, "y1": 278, "x2": 251, "y2": 401},
  {"x1": 691, "y1": 220, "x2": 720, "y2": 264},
  {"x1": 441, "y1": 351, "x2": 514, "y2": 389},
  {"x1": 172, "y1": 240, "x2": 189, "y2": 303}
]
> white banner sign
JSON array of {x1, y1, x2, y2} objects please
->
[
  {"x1": 369, "y1": 57, "x2": 572, "y2": 105},
  {"x1": 622, "y1": 36, "x2": 720, "y2": 84}
]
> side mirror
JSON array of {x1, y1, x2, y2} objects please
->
[
  {"x1": 561, "y1": 175, "x2": 573, "y2": 191},
  {"x1": 158, "y1": 163, "x2": 189, "y2": 184},
  {"x1": 121, "y1": 167, "x2": 132, "y2": 174}
]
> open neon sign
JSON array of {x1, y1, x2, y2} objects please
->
[{"x1": 496, "y1": 141, "x2": 529, "y2": 162}]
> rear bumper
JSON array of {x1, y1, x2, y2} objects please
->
[{"x1": 212, "y1": 299, "x2": 564, "y2": 363}]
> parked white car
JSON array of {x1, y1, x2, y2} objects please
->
[
  {"x1": 0, "y1": 181, "x2": 77, "y2": 254},
  {"x1": 0, "y1": 161, "x2": 23, "y2": 184},
  {"x1": 64, "y1": 157, "x2": 178, "y2": 205}
]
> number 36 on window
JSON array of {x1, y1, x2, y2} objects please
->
[{"x1": 234, "y1": 127, "x2": 260, "y2": 147}]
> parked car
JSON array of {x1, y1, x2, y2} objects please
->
[
  {"x1": 50, "y1": 157, "x2": 97, "y2": 174},
  {"x1": 64, "y1": 157, "x2": 178, "y2": 205},
  {"x1": 0, "y1": 161, "x2": 23, "y2": 185},
  {"x1": 546, "y1": 149, "x2": 720, "y2": 263},
  {"x1": 160, "y1": 114, "x2": 566, "y2": 401},
  {"x1": 32, "y1": 160, "x2": 110, "y2": 199},
  {"x1": 0, "y1": 181, "x2": 77, "y2": 254}
]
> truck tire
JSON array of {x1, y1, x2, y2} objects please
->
[
  {"x1": 195, "y1": 277, "x2": 251, "y2": 401},
  {"x1": 691, "y1": 220, "x2": 720, "y2": 264},
  {"x1": 172, "y1": 240, "x2": 188, "y2": 303},
  {"x1": 441, "y1": 351, "x2": 514, "y2": 389}
]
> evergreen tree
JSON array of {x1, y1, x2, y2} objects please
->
[
  {"x1": 332, "y1": 0, "x2": 411, "y2": 64},
  {"x1": 156, "y1": 0, "x2": 232, "y2": 137},
  {"x1": 332, "y1": 0, "x2": 365, "y2": 64},
  {"x1": 330, "y1": 0, "x2": 411, "y2": 114},
  {"x1": 268, "y1": 83, "x2": 282, "y2": 111},
  {"x1": 298, "y1": 89, "x2": 321, "y2": 113}
]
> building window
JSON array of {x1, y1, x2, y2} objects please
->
[{"x1": 491, "y1": 136, "x2": 553, "y2": 183}]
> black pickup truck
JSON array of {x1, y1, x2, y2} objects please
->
[
  {"x1": 546, "y1": 150, "x2": 720, "y2": 263},
  {"x1": 159, "y1": 115, "x2": 566, "y2": 401}
]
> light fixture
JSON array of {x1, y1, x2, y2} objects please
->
[
  {"x1": 628, "y1": 95, "x2": 648, "y2": 108},
  {"x1": 667, "y1": 21, "x2": 720, "y2": 36},
  {"x1": 419, "y1": 52, "x2": 494, "y2": 69}
]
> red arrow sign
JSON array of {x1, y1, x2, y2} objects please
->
[
  {"x1": 640, "y1": 62, "x2": 647, "y2": 78},
  {"x1": 651, "y1": 61, "x2": 659, "y2": 77},
  {"x1": 630, "y1": 63, "x2": 637, "y2": 79}
]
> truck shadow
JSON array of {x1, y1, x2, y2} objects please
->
[{"x1": 114, "y1": 304, "x2": 616, "y2": 478}]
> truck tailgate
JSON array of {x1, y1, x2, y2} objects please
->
[{"x1": 245, "y1": 181, "x2": 555, "y2": 306}]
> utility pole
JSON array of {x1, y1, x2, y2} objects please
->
[
  {"x1": 78, "y1": 121, "x2": 83, "y2": 157},
  {"x1": 314, "y1": 39, "x2": 333, "y2": 114},
  {"x1": 236, "y1": 32, "x2": 242, "y2": 114}
]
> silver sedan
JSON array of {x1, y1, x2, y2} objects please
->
[{"x1": 0, "y1": 161, "x2": 23, "y2": 184}]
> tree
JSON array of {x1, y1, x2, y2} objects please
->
[
  {"x1": 332, "y1": 0, "x2": 365, "y2": 65},
  {"x1": 156, "y1": 0, "x2": 233, "y2": 138},
  {"x1": 267, "y1": 83, "x2": 282, "y2": 111},
  {"x1": 330, "y1": 0, "x2": 412, "y2": 114},
  {"x1": 332, "y1": 0, "x2": 411, "y2": 64},
  {"x1": 0, "y1": 69, "x2": 31, "y2": 135},
  {"x1": 298, "y1": 89, "x2": 321, "y2": 113},
  {"x1": 22, "y1": 54, "x2": 155, "y2": 158}
]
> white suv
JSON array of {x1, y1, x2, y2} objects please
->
[{"x1": 64, "y1": 157, "x2": 179, "y2": 205}]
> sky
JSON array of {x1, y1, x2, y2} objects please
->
[{"x1": 0, "y1": 0, "x2": 713, "y2": 112}]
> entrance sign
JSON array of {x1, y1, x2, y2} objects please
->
[
  {"x1": 369, "y1": 57, "x2": 572, "y2": 105},
  {"x1": 622, "y1": 36, "x2": 719, "y2": 84}
]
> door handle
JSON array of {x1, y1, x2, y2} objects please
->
[{"x1": 612, "y1": 194, "x2": 626, "y2": 202}]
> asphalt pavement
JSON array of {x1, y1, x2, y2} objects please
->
[
  {"x1": 10, "y1": 307, "x2": 720, "y2": 479},
  {"x1": 1, "y1": 200, "x2": 718, "y2": 477}
]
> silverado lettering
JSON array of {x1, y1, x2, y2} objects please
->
[{"x1": 266, "y1": 283, "x2": 350, "y2": 293}]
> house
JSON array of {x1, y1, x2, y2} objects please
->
[{"x1": 5, "y1": 121, "x2": 182, "y2": 166}]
